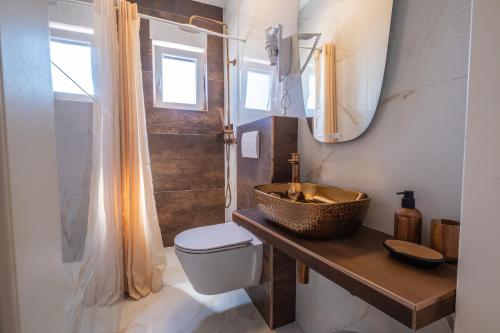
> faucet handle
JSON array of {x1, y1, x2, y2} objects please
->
[{"x1": 289, "y1": 152, "x2": 300, "y2": 164}]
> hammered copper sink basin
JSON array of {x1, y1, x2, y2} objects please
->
[{"x1": 254, "y1": 183, "x2": 371, "y2": 239}]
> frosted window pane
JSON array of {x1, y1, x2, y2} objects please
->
[
  {"x1": 50, "y1": 40, "x2": 94, "y2": 95},
  {"x1": 162, "y1": 56, "x2": 197, "y2": 105},
  {"x1": 245, "y1": 70, "x2": 270, "y2": 111}
]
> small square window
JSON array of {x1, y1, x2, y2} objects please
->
[
  {"x1": 162, "y1": 56, "x2": 197, "y2": 105},
  {"x1": 153, "y1": 41, "x2": 206, "y2": 111},
  {"x1": 49, "y1": 23, "x2": 94, "y2": 101},
  {"x1": 50, "y1": 39, "x2": 94, "y2": 96}
]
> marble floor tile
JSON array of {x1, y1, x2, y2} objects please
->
[{"x1": 90, "y1": 247, "x2": 304, "y2": 333}]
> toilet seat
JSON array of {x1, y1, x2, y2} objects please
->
[
  {"x1": 174, "y1": 222, "x2": 253, "y2": 254},
  {"x1": 174, "y1": 222, "x2": 263, "y2": 295}
]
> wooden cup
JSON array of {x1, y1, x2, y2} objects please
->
[{"x1": 430, "y1": 219, "x2": 460, "y2": 263}]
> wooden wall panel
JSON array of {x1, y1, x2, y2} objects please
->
[
  {"x1": 237, "y1": 116, "x2": 298, "y2": 210},
  {"x1": 136, "y1": 0, "x2": 225, "y2": 246}
]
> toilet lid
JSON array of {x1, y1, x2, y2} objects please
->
[{"x1": 174, "y1": 222, "x2": 253, "y2": 254}]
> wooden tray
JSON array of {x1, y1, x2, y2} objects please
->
[{"x1": 384, "y1": 239, "x2": 445, "y2": 268}]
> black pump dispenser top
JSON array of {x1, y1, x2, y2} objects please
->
[{"x1": 397, "y1": 191, "x2": 415, "y2": 209}]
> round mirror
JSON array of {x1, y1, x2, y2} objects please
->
[{"x1": 298, "y1": 0, "x2": 393, "y2": 143}]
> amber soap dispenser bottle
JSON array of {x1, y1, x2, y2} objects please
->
[{"x1": 394, "y1": 191, "x2": 422, "y2": 244}]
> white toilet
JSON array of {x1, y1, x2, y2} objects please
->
[{"x1": 174, "y1": 222, "x2": 263, "y2": 295}]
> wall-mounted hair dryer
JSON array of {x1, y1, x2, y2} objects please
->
[
  {"x1": 265, "y1": 25, "x2": 281, "y2": 66},
  {"x1": 265, "y1": 24, "x2": 292, "y2": 82}
]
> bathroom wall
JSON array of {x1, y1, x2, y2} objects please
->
[
  {"x1": 223, "y1": 0, "x2": 300, "y2": 220},
  {"x1": 455, "y1": 0, "x2": 500, "y2": 331},
  {"x1": 134, "y1": 0, "x2": 226, "y2": 246},
  {"x1": 49, "y1": 1, "x2": 94, "y2": 263},
  {"x1": 296, "y1": 1, "x2": 471, "y2": 332},
  {"x1": 50, "y1": 0, "x2": 226, "y2": 252},
  {"x1": 54, "y1": 100, "x2": 92, "y2": 262},
  {"x1": 227, "y1": 0, "x2": 301, "y2": 126},
  {"x1": 0, "y1": 0, "x2": 65, "y2": 331}
]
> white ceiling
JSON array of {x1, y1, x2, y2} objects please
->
[{"x1": 194, "y1": 0, "x2": 227, "y2": 9}]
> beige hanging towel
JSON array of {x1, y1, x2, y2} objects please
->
[{"x1": 117, "y1": 0, "x2": 166, "y2": 300}]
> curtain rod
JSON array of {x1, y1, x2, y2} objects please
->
[{"x1": 51, "y1": 0, "x2": 246, "y2": 43}]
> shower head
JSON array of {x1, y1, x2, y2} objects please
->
[
  {"x1": 176, "y1": 15, "x2": 226, "y2": 36},
  {"x1": 178, "y1": 25, "x2": 201, "y2": 34}
]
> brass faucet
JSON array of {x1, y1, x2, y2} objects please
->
[
  {"x1": 289, "y1": 153, "x2": 300, "y2": 183},
  {"x1": 287, "y1": 153, "x2": 302, "y2": 202},
  {"x1": 288, "y1": 152, "x2": 309, "y2": 284}
]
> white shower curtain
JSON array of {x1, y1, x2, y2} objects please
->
[
  {"x1": 64, "y1": 0, "x2": 165, "y2": 331},
  {"x1": 65, "y1": 0, "x2": 123, "y2": 331}
]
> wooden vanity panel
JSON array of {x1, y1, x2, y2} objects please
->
[
  {"x1": 245, "y1": 243, "x2": 272, "y2": 324},
  {"x1": 234, "y1": 209, "x2": 457, "y2": 330},
  {"x1": 237, "y1": 116, "x2": 298, "y2": 329},
  {"x1": 270, "y1": 246, "x2": 296, "y2": 327},
  {"x1": 244, "y1": 243, "x2": 296, "y2": 328},
  {"x1": 414, "y1": 295, "x2": 456, "y2": 330}
]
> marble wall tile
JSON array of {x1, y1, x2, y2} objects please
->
[
  {"x1": 155, "y1": 188, "x2": 225, "y2": 246},
  {"x1": 382, "y1": 0, "x2": 471, "y2": 95},
  {"x1": 301, "y1": 78, "x2": 467, "y2": 238},
  {"x1": 454, "y1": 1, "x2": 500, "y2": 331},
  {"x1": 60, "y1": 195, "x2": 89, "y2": 262},
  {"x1": 54, "y1": 100, "x2": 93, "y2": 263},
  {"x1": 55, "y1": 131, "x2": 92, "y2": 198},
  {"x1": 296, "y1": 270, "x2": 452, "y2": 333},
  {"x1": 295, "y1": 1, "x2": 471, "y2": 332},
  {"x1": 54, "y1": 99, "x2": 92, "y2": 132}
]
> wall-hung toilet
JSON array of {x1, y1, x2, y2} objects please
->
[{"x1": 174, "y1": 222, "x2": 263, "y2": 295}]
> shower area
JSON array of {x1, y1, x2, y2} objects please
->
[
  {"x1": 48, "y1": 0, "x2": 301, "y2": 331},
  {"x1": 51, "y1": 0, "x2": 232, "y2": 259},
  {"x1": 50, "y1": 0, "x2": 238, "y2": 330}
]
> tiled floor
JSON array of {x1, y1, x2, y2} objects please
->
[{"x1": 89, "y1": 248, "x2": 304, "y2": 333}]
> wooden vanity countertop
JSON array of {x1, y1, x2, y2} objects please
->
[{"x1": 233, "y1": 208, "x2": 457, "y2": 330}]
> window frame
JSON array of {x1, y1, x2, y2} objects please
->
[
  {"x1": 153, "y1": 43, "x2": 207, "y2": 111},
  {"x1": 49, "y1": 26, "x2": 94, "y2": 102},
  {"x1": 241, "y1": 61, "x2": 273, "y2": 113}
]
